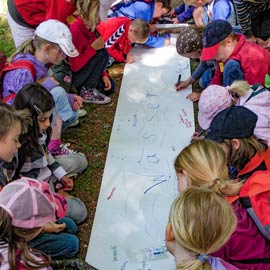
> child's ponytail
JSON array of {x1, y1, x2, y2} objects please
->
[{"x1": 228, "y1": 80, "x2": 250, "y2": 97}]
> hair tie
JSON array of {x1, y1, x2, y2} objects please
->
[{"x1": 198, "y1": 253, "x2": 208, "y2": 264}]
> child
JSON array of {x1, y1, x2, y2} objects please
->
[
  {"x1": 201, "y1": 19, "x2": 270, "y2": 86},
  {"x1": 0, "y1": 101, "x2": 30, "y2": 189},
  {"x1": 69, "y1": 0, "x2": 115, "y2": 104},
  {"x1": 0, "y1": 103, "x2": 78, "y2": 261},
  {"x1": 175, "y1": 27, "x2": 216, "y2": 102},
  {"x1": 174, "y1": 139, "x2": 270, "y2": 269},
  {"x1": 183, "y1": 0, "x2": 237, "y2": 28},
  {"x1": 169, "y1": 3, "x2": 195, "y2": 24},
  {"x1": 13, "y1": 83, "x2": 88, "y2": 225},
  {"x1": 198, "y1": 82, "x2": 270, "y2": 143},
  {"x1": 109, "y1": 0, "x2": 171, "y2": 48},
  {"x1": 3, "y1": 19, "x2": 84, "y2": 156},
  {"x1": 0, "y1": 178, "x2": 67, "y2": 269},
  {"x1": 97, "y1": 17, "x2": 150, "y2": 64},
  {"x1": 166, "y1": 186, "x2": 239, "y2": 270}
]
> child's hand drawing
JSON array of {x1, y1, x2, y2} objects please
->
[
  {"x1": 186, "y1": 92, "x2": 201, "y2": 102},
  {"x1": 175, "y1": 77, "x2": 194, "y2": 91}
]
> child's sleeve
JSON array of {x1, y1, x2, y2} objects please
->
[
  {"x1": 144, "y1": 35, "x2": 166, "y2": 48},
  {"x1": 176, "y1": 6, "x2": 195, "y2": 23},
  {"x1": 3, "y1": 69, "x2": 34, "y2": 105},
  {"x1": 47, "y1": 153, "x2": 67, "y2": 181},
  {"x1": 174, "y1": 3, "x2": 185, "y2": 15}
]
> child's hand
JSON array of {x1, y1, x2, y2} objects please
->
[
  {"x1": 164, "y1": 38, "x2": 170, "y2": 46},
  {"x1": 186, "y1": 92, "x2": 201, "y2": 102},
  {"x1": 73, "y1": 95, "x2": 83, "y2": 110},
  {"x1": 175, "y1": 80, "x2": 190, "y2": 91},
  {"x1": 102, "y1": 76, "x2": 112, "y2": 91},
  {"x1": 168, "y1": 9, "x2": 175, "y2": 16},
  {"x1": 172, "y1": 17, "x2": 179, "y2": 24},
  {"x1": 60, "y1": 175, "x2": 74, "y2": 191},
  {"x1": 149, "y1": 24, "x2": 157, "y2": 33},
  {"x1": 265, "y1": 37, "x2": 270, "y2": 49},
  {"x1": 126, "y1": 53, "x2": 135, "y2": 63},
  {"x1": 43, "y1": 221, "x2": 66, "y2": 233},
  {"x1": 191, "y1": 131, "x2": 205, "y2": 141},
  {"x1": 91, "y1": 37, "x2": 104, "y2": 50}
]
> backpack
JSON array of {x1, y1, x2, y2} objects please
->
[
  {"x1": 239, "y1": 170, "x2": 270, "y2": 241},
  {"x1": 0, "y1": 52, "x2": 36, "y2": 103}
]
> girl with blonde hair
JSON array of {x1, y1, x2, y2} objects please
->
[
  {"x1": 174, "y1": 139, "x2": 270, "y2": 270},
  {"x1": 166, "y1": 187, "x2": 239, "y2": 270}
]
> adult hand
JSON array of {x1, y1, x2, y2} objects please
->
[
  {"x1": 43, "y1": 221, "x2": 66, "y2": 233},
  {"x1": 102, "y1": 76, "x2": 112, "y2": 90},
  {"x1": 91, "y1": 37, "x2": 104, "y2": 50},
  {"x1": 73, "y1": 95, "x2": 83, "y2": 110},
  {"x1": 186, "y1": 92, "x2": 201, "y2": 102}
]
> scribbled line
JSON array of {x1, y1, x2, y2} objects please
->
[
  {"x1": 160, "y1": 131, "x2": 166, "y2": 147},
  {"x1": 146, "y1": 92, "x2": 158, "y2": 98},
  {"x1": 181, "y1": 108, "x2": 187, "y2": 116},
  {"x1": 143, "y1": 133, "x2": 157, "y2": 141},
  {"x1": 146, "y1": 114, "x2": 159, "y2": 122},
  {"x1": 133, "y1": 114, "x2": 137, "y2": 127},
  {"x1": 147, "y1": 103, "x2": 159, "y2": 109},
  {"x1": 144, "y1": 175, "x2": 168, "y2": 194},
  {"x1": 137, "y1": 147, "x2": 144, "y2": 163},
  {"x1": 138, "y1": 119, "x2": 145, "y2": 135},
  {"x1": 107, "y1": 187, "x2": 116, "y2": 200},
  {"x1": 179, "y1": 113, "x2": 192, "y2": 128},
  {"x1": 146, "y1": 153, "x2": 159, "y2": 163}
]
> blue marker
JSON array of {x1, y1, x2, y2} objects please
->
[{"x1": 177, "y1": 74, "x2": 182, "y2": 85}]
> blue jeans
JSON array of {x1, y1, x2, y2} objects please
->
[
  {"x1": 28, "y1": 217, "x2": 79, "y2": 259},
  {"x1": 50, "y1": 86, "x2": 79, "y2": 131},
  {"x1": 199, "y1": 67, "x2": 213, "y2": 89},
  {"x1": 223, "y1": 59, "x2": 244, "y2": 86}
]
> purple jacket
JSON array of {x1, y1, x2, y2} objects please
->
[
  {"x1": 208, "y1": 256, "x2": 243, "y2": 270},
  {"x1": 212, "y1": 200, "x2": 270, "y2": 270},
  {"x1": 3, "y1": 52, "x2": 74, "y2": 105}
]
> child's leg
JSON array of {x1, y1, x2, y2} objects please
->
[
  {"x1": 28, "y1": 230, "x2": 79, "y2": 259},
  {"x1": 223, "y1": 59, "x2": 244, "y2": 86},
  {"x1": 199, "y1": 67, "x2": 214, "y2": 89},
  {"x1": 72, "y1": 48, "x2": 109, "y2": 90}
]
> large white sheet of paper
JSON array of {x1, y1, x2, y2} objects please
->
[{"x1": 86, "y1": 37, "x2": 194, "y2": 270}]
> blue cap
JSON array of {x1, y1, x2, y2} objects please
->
[{"x1": 205, "y1": 106, "x2": 258, "y2": 142}]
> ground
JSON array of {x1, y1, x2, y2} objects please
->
[{"x1": 0, "y1": 11, "x2": 200, "y2": 268}]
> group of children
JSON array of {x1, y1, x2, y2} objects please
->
[{"x1": 1, "y1": 0, "x2": 270, "y2": 269}]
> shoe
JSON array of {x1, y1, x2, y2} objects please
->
[
  {"x1": 106, "y1": 56, "x2": 115, "y2": 68},
  {"x1": 80, "y1": 87, "x2": 111, "y2": 104},
  {"x1": 68, "y1": 119, "x2": 79, "y2": 128},
  {"x1": 78, "y1": 109, "x2": 87, "y2": 118},
  {"x1": 50, "y1": 143, "x2": 83, "y2": 157}
]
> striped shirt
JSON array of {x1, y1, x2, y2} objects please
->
[{"x1": 233, "y1": 0, "x2": 270, "y2": 36}]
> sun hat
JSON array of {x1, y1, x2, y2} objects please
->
[
  {"x1": 198, "y1": 85, "x2": 233, "y2": 129},
  {"x1": 0, "y1": 178, "x2": 67, "y2": 228},
  {"x1": 205, "y1": 106, "x2": 258, "y2": 142},
  {"x1": 99, "y1": 0, "x2": 118, "y2": 21},
  {"x1": 201, "y1": 20, "x2": 232, "y2": 61},
  {"x1": 35, "y1": 19, "x2": 79, "y2": 57},
  {"x1": 176, "y1": 27, "x2": 202, "y2": 55}
]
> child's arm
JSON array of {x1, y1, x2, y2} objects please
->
[{"x1": 174, "y1": 6, "x2": 195, "y2": 23}]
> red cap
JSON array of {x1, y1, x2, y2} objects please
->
[{"x1": 200, "y1": 42, "x2": 220, "y2": 61}]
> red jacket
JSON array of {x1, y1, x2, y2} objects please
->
[
  {"x1": 211, "y1": 34, "x2": 270, "y2": 86},
  {"x1": 9, "y1": 0, "x2": 75, "y2": 27},
  {"x1": 68, "y1": 16, "x2": 108, "y2": 78},
  {"x1": 97, "y1": 17, "x2": 132, "y2": 63}
]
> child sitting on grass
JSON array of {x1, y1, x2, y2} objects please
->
[
  {"x1": 166, "y1": 186, "x2": 240, "y2": 270},
  {"x1": 97, "y1": 17, "x2": 150, "y2": 64}
]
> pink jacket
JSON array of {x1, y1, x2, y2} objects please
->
[{"x1": 238, "y1": 87, "x2": 270, "y2": 143}]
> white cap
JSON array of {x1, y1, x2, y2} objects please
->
[
  {"x1": 99, "y1": 0, "x2": 118, "y2": 21},
  {"x1": 35, "y1": 19, "x2": 79, "y2": 57}
]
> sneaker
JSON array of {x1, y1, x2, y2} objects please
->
[
  {"x1": 106, "y1": 56, "x2": 115, "y2": 68},
  {"x1": 50, "y1": 143, "x2": 82, "y2": 157},
  {"x1": 80, "y1": 87, "x2": 111, "y2": 104},
  {"x1": 68, "y1": 119, "x2": 79, "y2": 128},
  {"x1": 78, "y1": 109, "x2": 87, "y2": 118}
]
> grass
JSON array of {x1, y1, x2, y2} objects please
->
[{"x1": 0, "y1": 12, "x2": 199, "y2": 267}]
